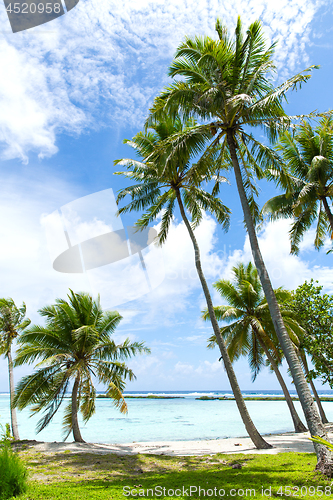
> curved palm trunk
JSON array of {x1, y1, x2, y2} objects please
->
[
  {"x1": 322, "y1": 197, "x2": 333, "y2": 234},
  {"x1": 175, "y1": 189, "x2": 271, "y2": 449},
  {"x1": 7, "y1": 350, "x2": 19, "y2": 440},
  {"x1": 226, "y1": 131, "x2": 332, "y2": 471},
  {"x1": 254, "y1": 330, "x2": 307, "y2": 432},
  {"x1": 301, "y1": 352, "x2": 329, "y2": 424},
  {"x1": 72, "y1": 373, "x2": 85, "y2": 443}
]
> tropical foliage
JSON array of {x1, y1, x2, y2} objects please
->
[
  {"x1": 115, "y1": 114, "x2": 230, "y2": 244},
  {"x1": 203, "y1": 263, "x2": 303, "y2": 378},
  {"x1": 263, "y1": 117, "x2": 333, "y2": 254},
  {"x1": 13, "y1": 290, "x2": 150, "y2": 442},
  {"x1": 290, "y1": 280, "x2": 333, "y2": 388}
]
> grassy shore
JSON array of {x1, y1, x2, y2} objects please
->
[{"x1": 16, "y1": 446, "x2": 333, "y2": 499}]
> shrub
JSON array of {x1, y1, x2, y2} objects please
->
[
  {"x1": 4, "y1": 424, "x2": 13, "y2": 441},
  {"x1": 0, "y1": 441, "x2": 28, "y2": 499}
]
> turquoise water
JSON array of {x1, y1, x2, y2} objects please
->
[{"x1": 1, "y1": 391, "x2": 332, "y2": 443}]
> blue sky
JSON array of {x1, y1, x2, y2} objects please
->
[{"x1": 0, "y1": 0, "x2": 333, "y2": 393}]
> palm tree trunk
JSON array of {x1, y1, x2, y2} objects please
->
[
  {"x1": 226, "y1": 130, "x2": 332, "y2": 472},
  {"x1": 7, "y1": 350, "x2": 19, "y2": 440},
  {"x1": 72, "y1": 373, "x2": 84, "y2": 443},
  {"x1": 301, "y1": 352, "x2": 329, "y2": 424},
  {"x1": 254, "y1": 331, "x2": 307, "y2": 432},
  {"x1": 175, "y1": 188, "x2": 272, "y2": 449},
  {"x1": 322, "y1": 197, "x2": 333, "y2": 233}
]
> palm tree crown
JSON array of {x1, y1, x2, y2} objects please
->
[
  {"x1": 203, "y1": 262, "x2": 303, "y2": 380},
  {"x1": 202, "y1": 262, "x2": 308, "y2": 433},
  {"x1": 14, "y1": 290, "x2": 149, "y2": 442},
  {"x1": 149, "y1": 17, "x2": 317, "y2": 173},
  {"x1": 115, "y1": 114, "x2": 230, "y2": 243},
  {"x1": 0, "y1": 299, "x2": 30, "y2": 356},
  {"x1": 263, "y1": 116, "x2": 333, "y2": 253}
]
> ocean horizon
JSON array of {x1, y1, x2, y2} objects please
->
[{"x1": 1, "y1": 390, "x2": 332, "y2": 444}]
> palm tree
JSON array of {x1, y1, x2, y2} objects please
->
[
  {"x1": 115, "y1": 114, "x2": 272, "y2": 449},
  {"x1": 13, "y1": 290, "x2": 149, "y2": 443},
  {"x1": 148, "y1": 17, "x2": 332, "y2": 470},
  {"x1": 263, "y1": 116, "x2": 333, "y2": 254},
  {"x1": 0, "y1": 298, "x2": 31, "y2": 441},
  {"x1": 202, "y1": 262, "x2": 307, "y2": 433}
]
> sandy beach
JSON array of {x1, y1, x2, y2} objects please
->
[{"x1": 17, "y1": 424, "x2": 333, "y2": 456}]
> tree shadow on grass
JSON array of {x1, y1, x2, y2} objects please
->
[{"x1": 22, "y1": 452, "x2": 331, "y2": 499}]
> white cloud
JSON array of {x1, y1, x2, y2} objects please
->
[
  {"x1": 174, "y1": 361, "x2": 194, "y2": 375},
  {"x1": 0, "y1": 0, "x2": 326, "y2": 160},
  {"x1": 174, "y1": 359, "x2": 225, "y2": 377},
  {"x1": 0, "y1": 173, "x2": 90, "y2": 324},
  {"x1": 0, "y1": 39, "x2": 85, "y2": 163},
  {"x1": 222, "y1": 218, "x2": 333, "y2": 293},
  {"x1": 182, "y1": 335, "x2": 206, "y2": 343},
  {"x1": 131, "y1": 212, "x2": 227, "y2": 325}
]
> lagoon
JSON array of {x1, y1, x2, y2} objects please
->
[{"x1": 1, "y1": 391, "x2": 332, "y2": 444}]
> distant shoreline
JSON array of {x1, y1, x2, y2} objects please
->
[
  {"x1": 94, "y1": 394, "x2": 333, "y2": 402},
  {"x1": 195, "y1": 396, "x2": 333, "y2": 402}
]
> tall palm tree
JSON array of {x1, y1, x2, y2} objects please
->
[
  {"x1": 0, "y1": 298, "x2": 31, "y2": 441},
  {"x1": 115, "y1": 114, "x2": 272, "y2": 449},
  {"x1": 202, "y1": 262, "x2": 307, "y2": 433},
  {"x1": 263, "y1": 116, "x2": 333, "y2": 254},
  {"x1": 13, "y1": 290, "x2": 149, "y2": 443},
  {"x1": 148, "y1": 17, "x2": 332, "y2": 470}
]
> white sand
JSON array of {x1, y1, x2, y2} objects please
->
[{"x1": 19, "y1": 424, "x2": 333, "y2": 456}]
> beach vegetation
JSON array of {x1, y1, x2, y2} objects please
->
[
  {"x1": 202, "y1": 261, "x2": 307, "y2": 433},
  {"x1": 289, "y1": 280, "x2": 333, "y2": 423},
  {"x1": 0, "y1": 435, "x2": 28, "y2": 499},
  {"x1": 290, "y1": 280, "x2": 333, "y2": 387},
  {"x1": 147, "y1": 16, "x2": 332, "y2": 470},
  {"x1": 0, "y1": 298, "x2": 31, "y2": 441},
  {"x1": 114, "y1": 113, "x2": 271, "y2": 449},
  {"x1": 13, "y1": 290, "x2": 150, "y2": 443}
]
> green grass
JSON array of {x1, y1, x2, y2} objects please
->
[{"x1": 14, "y1": 447, "x2": 333, "y2": 499}]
